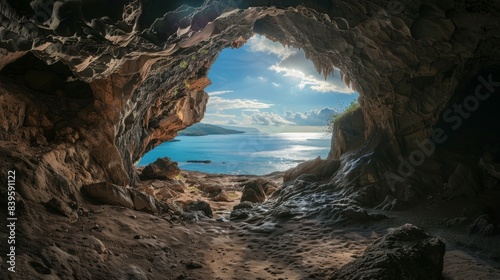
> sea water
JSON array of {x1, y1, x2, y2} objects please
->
[{"x1": 137, "y1": 132, "x2": 332, "y2": 175}]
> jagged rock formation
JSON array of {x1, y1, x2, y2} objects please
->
[{"x1": 1, "y1": 0, "x2": 500, "y2": 208}]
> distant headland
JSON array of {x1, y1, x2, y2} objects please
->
[{"x1": 178, "y1": 123, "x2": 259, "y2": 136}]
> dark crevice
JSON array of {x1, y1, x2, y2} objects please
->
[
  {"x1": 1, "y1": 52, "x2": 94, "y2": 99},
  {"x1": 0, "y1": 52, "x2": 95, "y2": 144},
  {"x1": 493, "y1": 150, "x2": 500, "y2": 162},
  {"x1": 435, "y1": 67, "x2": 500, "y2": 164},
  {"x1": 6, "y1": 0, "x2": 34, "y2": 16}
]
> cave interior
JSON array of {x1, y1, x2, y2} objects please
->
[{"x1": 1, "y1": 0, "x2": 500, "y2": 279}]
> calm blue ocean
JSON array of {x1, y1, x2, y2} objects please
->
[{"x1": 137, "y1": 133, "x2": 332, "y2": 175}]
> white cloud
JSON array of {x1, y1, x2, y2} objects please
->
[
  {"x1": 202, "y1": 113, "x2": 239, "y2": 126},
  {"x1": 245, "y1": 34, "x2": 354, "y2": 94},
  {"x1": 207, "y1": 90, "x2": 233, "y2": 96},
  {"x1": 203, "y1": 107, "x2": 342, "y2": 127},
  {"x1": 204, "y1": 113, "x2": 237, "y2": 118},
  {"x1": 247, "y1": 35, "x2": 297, "y2": 59},
  {"x1": 249, "y1": 112, "x2": 295, "y2": 126},
  {"x1": 284, "y1": 108, "x2": 339, "y2": 126},
  {"x1": 269, "y1": 64, "x2": 354, "y2": 94},
  {"x1": 226, "y1": 119, "x2": 242, "y2": 125},
  {"x1": 207, "y1": 96, "x2": 273, "y2": 111}
]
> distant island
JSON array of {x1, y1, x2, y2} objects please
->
[
  {"x1": 178, "y1": 123, "x2": 246, "y2": 136},
  {"x1": 187, "y1": 160, "x2": 212, "y2": 164},
  {"x1": 218, "y1": 125, "x2": 260, "y2": 134}
]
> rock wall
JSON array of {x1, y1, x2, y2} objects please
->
[{"x1": 1, "y1": 0, "x2": 499, "y2": 206}]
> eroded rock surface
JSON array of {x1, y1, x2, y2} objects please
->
[
  {"x1": 331, "y1": 224, "x2": 446, "y2": 280},
  {"x1": 1, "y1": 1, "x2": 500, "y2": 279}
]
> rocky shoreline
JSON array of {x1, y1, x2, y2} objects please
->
[
  {"x1": 1, "y1": 167, "x2": 500, "y2": 279},
  {"x1": 2, "y1": 158, "x2": 499, "y2": 279}
]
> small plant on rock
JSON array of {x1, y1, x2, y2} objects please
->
[
  {"x1": 327, "y1": 100, "x2": 360, "y2": 132},
  {"x1": 179, "y1": 60, "x2": 188, "y2": 68}
]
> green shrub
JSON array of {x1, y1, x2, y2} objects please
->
[
  {"x1": 327, "y1": 101, "x2": 360, "y2": 132},
  {"x1": 343, "y1": 100, "x2": 360, "y2": 115}
]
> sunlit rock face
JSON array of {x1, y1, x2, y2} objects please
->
[{"x1": 0, "y1": 0, "x2": 499, "y2": 206}]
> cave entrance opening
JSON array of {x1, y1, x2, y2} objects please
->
[{"x1": 138, "y1": 35, "x2": 359, "y2": 175}]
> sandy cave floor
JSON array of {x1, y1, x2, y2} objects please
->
[{"x1": 2, "y1": 171, "x2": 500, "y2": 280}]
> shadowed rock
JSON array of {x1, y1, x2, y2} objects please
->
[{"x1": 330, "y1": 224, "x2": 445, "y2": 280}]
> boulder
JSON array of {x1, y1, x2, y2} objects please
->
[
  {"x1": 81, "y1": 182, "x2": 134, "y2": 209},
  {"x1": 330, "y1": 224, "x2": 445, "y2": 280},
  {"x1": 240, "y1": 178, "x2": 277, "y2": 203},
  {"x1": 140, "y1": 157, "x2": 180, "y2": 180},
  {"x1": 184, "y1": 200, "x2": 213, "y2": 218},
  {"x1": 128, "y1": 189, "x2": 159, "y2": 213}
]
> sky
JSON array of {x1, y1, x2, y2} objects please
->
[{"x1": 203, "y1": 35, "x2": 359, "y2": 133}]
